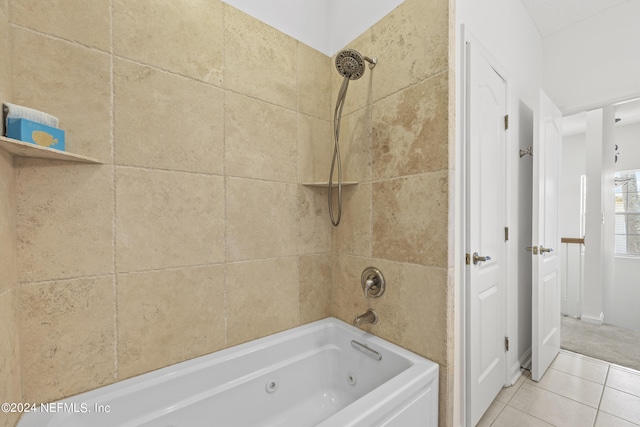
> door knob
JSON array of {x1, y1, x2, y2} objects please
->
[
  {"x1": 472, "y1": 252, "x2": 492, "y2": 265},
  {"x1": 526, "y1": 246, "x2": 539, "y2": 255},
  {"x1": 539, "y1": 246, "x2": 554, "y2": 253}
]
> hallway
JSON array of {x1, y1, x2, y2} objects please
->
[
  {"x1": 477, "y1": 350, "x2": 640, "y2": 426},
  {"x1": 561, "y1": 317, "x2": 640, "y2": 371}
]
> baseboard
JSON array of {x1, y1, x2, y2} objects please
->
[
  {"x1": 580, "y1": 312, "x2": 604, "y2": 326},
  {"x1": 509, "y1": 348, "x2": 531, "y2": 385}
]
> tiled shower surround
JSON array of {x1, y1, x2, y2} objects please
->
[{"x1": 0, "y1": 0, "x2": 454, "y2": 426}]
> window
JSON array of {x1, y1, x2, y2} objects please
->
[{"x1": 615, "y1": 170, "x2": 640, "y2": 256}]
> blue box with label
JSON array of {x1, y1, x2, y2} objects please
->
[{"x1": 6, "y1": 118, "x2": 65, "y2": 151}]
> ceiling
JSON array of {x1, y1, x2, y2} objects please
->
[
  {"x1": 221, "y1": 0, "x2": 404, "y2": 55},
  {"x1": 522, "y1": 0, "x2": 640, "y2": 134},
  {"x1": 520, "y1": 0, "x2": 629, "y2": 37},
  {"x1": 563, "y1": 98, "x2": 640, "y2": 136}
]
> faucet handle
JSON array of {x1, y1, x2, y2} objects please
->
[
  {"x1": 361, "y1": 267, "x2": 385, "y2": 298},
  {"x1": 363, "y1": 278, "x2": 376, "y2": 298}
]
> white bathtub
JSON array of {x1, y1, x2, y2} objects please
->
[{"x1": 18, "y1": 317, "x2": 439, "y2": 427}]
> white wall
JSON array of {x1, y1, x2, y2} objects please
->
[
  {"x1": 559, "y1": 132, "x2": 586, "y2": 238},
  {"x1": 610, "y1": 121, "x2": 640, "y2": 331},
  {"x1": 544, "y1": 0, "x2": 640, "y2": 329},
  {"x1": 456, "y1": 0, "x2": 543, "y2": 401},
  {"x1": 615, "y1": 122, "x2": 640, "y2": 172},
  {"x1": 544, "y1": 0, "x2": 640, "y2": 114},
  {"x1": 559, "y1": 131, "x2": 587, "y2": 319},
  {"x1": 611, "y1": 258, "x2": 640, "y2": 331},
  {"x1": 456, "y1": 0, "x2": 640, "y2": 422},
  {"x1": 601, "y1": 106, "x2": 617, "y2": 323},
  {"x1": 560, "y1": 120, "x2": 640, "y2": 331},
  {"x1": 221, "y1": 0, "x2": 404, "y2": 55},
  {"x1": 515, "y1": 100, "x2": 533, "y2": 365},
  {"x1": 581, "y1": 109, "x2": 612, "y2": 325}
]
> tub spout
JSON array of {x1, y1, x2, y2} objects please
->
[{"x1": 353, "y1": 309, "x2": 378, "y2": 327}]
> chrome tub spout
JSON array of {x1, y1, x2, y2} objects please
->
[{"x1": 353, "y1": 309, "x2": 378, "y2": 327}]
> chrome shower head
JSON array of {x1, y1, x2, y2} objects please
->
[{"x1": 335, "y1": 49, "x2": 377, "y2": 80}]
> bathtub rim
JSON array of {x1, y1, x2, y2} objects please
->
[{"x1": 17, "y1": 316, "x2": 439, "y2": 427}]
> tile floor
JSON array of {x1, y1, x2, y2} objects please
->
[{"x1": 477, "y1": 350, "x2": 640, "y2": 427}]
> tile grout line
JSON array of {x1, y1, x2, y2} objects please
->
[
  {"x1": 9, "y1": 22, "x2": 109, "y2": 55},
  {"x1": 295, "y1": 39, "x2": 301, "y2": 328},
  {"x1": 109, "y1": 0, "x2": 119, "y2": 382},
  {"x1": 506, "y1": 372, "x2": 527, "y2": 404},
  {"x1": 504, "y1": 385, "x2": 576, "y2": 427},
  {"x1": 534, "y1": 365, "x2": 608, "y2": 387},
  {"x1": 487, "y1": 401, "x2": 508, "y2": 427},
  {"x1": 593, "y1": 364, "x2": 611, "y2": 427},
  {"x1": 221, "y1": 2, "x2": 229, "y2": 350},
  {"x1": 547, "y1": 352, "x2": 611, "y2": 383},
  {"x1": 497, "y1": 353, "x2": 640, "y2": 427},
  {"x1": 558, "y1": 348, "x2": 612, "y2": 367},
  {"x1": 502, "y1": 375, "x2": 558, "y2": 427},
  {"x1": 502, "y1": 384, "x2": 561, "y2": 427},
  {"x1": 504, "y1": 375, "x2": 597, "y2": 426},
  {"x1": 526, "y1": 376, "x2": 604, "y2": 410}
]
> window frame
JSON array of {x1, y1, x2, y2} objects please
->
[{"x1": 614, "y1": 169, "x2": 640, "y2": 257}]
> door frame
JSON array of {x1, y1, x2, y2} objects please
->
[{"x1": 458, "y1": 26, "x2": 512, "y2": 426}]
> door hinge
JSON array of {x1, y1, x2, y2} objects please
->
[
  {"x1": 505, "y1": 227, "x2": 509, "y2": 241},
  {"x1": 504, "y1": 114, "x2": 509, "y2": 130},
  {"x1": 505, "y1": 337, "x2": 510, "y2": 352},
  {"x1": 465, "y1": 253, "x2": 470, "y2": 265}
]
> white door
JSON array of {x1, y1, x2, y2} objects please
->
[
  {"x1": 466, "y1": 42, "x2": 507, "y2": 426},
  {"x1": 531, "y1": 90, "x2": 562, "y2": 382}
]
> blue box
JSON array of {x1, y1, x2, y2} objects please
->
[{"x1": 6, "y1": 118, "x2": 65, "y2": 151}]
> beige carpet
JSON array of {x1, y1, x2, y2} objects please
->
[{"x1": 561, "y1": 316, "x2": 640, "y2": 371}]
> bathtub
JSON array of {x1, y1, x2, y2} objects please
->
[{"x1": 18, "y1": 317, "x2": 439, "y2": 427}]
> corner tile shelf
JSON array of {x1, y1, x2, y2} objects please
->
[
  {"x1": 0, "y1": 135, "x2": 101, "y2": 164},
  {"x1": 302, "y1": 181, "x2": 359, "y2": 188}
]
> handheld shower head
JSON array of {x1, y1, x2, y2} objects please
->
[
  {"x1": 329, "y1": 48, "x2": 377, "y2": 226},
  {"x1": 335, "y1": 49, "x2": 377, "y2": 80}
]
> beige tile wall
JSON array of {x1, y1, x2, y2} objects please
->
[
  {"x1": 0, "y1": 150, "x2": 21, "y2": 427},
  {"x1": 0, "y1": 2, "x2": 22, "y2": 427},
  {"x1": 0, "y1": 150, "x2": 16, "y2": 298},
  {"x1": 20, "y1": 277, "x2": 116, "y2": 403},
  {"x1": 10, "y1": 27, "x2": 111, "y2": 161},
  {"x1": 117, "y1": 266, "x2": 226, "y2": 379},
  {"x1": 0, "y1": 288, "x2": 21, "y2": 427},
  {"x1": 9, "y1": 0, "x2": 332, "y2": 405},
  {"x1": 5, "y1": 0, "x2": 453, "y2": 424},
  {"x1": 328, "y1": 1, "x2": 454, "y2": 425},
  {"x1": 0, "y1": 0, "x2": 14, "y2": 296}
]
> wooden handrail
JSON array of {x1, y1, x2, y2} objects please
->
[{"x1": 561, "y1": 237, "x2": 585, "y2": 244}]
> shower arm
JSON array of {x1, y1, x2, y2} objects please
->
[{"x1": 363, "y1": 56, "x2": 377, "y2": 68}]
